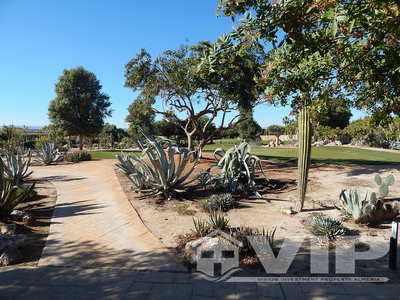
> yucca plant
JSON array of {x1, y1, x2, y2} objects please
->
[
  {"x1": 35, "y1": 142, "x2": 63, "y2": 165},
  {"x1": 116, "y1": 131, "x2": 200, "y2": 199},
  {"x1": 1, "y1": 151, "x2": 33, "y2": 184},
  {"x1": 339, "y1": 189, "x2": 398, "y2": 224},
  {"x1": 306, "y1": 215, "x2": 346, "y2": 240},
  {"x1": 0, "y1": 164, "x2": 34, "y2": 216},
  {"x1": 210, "y1": 142, "x2": 267, "y2": 197},
  {"x1": 208, "y1": 210, "x2": 230, "y2": 231},
  {"x1": 192, "y1": 218, "x2": 211, "y2": 237}
]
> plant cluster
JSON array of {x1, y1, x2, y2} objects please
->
[
  {"x1": 65, "y1": 151, "x2": 92, "y2": 163},
  {"x1": 1, "y1": 151, "x2": 33, "y2": 185},
  {"x1": 116, "y1": 131, "x2": 200, "y2": 199},
  {"x1": 339, "y1": 189, "x2": 398, "y2": 224},
  {"x1": 202, "y1": 193, "x2": 235, "y2": 212},
  {"x1": 306, "y1": 215, "x2": 346, "y2": 240},
  {"x1": 204, "y1": 142, "x2": 266, "y2": 197}
]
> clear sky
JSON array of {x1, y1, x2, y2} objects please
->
[{"x1": 0, "y1": 0, "x2": 365, "y2": 129}]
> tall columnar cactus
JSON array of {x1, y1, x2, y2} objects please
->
[
  {"x1": 295, "y1": 106, "x2": 312, "y2": 212},
  {"x1": 374, "y1": 174, "x2": 395, "y2": 199}
]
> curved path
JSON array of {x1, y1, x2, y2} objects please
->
[{"x1": 31, "y1": 159, "x2": 183, "y2": 271}]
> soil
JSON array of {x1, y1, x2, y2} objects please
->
[
  {"x1": 0, "y1": 179, "x2": 57, "y2": 267},
  {"x1": 116, "y1": 154, "x2": 400, "y2": 281}
]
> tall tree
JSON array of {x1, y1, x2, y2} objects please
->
[
  {"x1": 125, "y1": 96, "x2": 155, "y2": 139},
  {"x1": 125, "y1": 46, "x2": 230, "y2": 151},
  {"x1": 215, "y1": 0, "x2": 399, "y2": 211},
  {"x1": 48, "y1": 67, "x2": 112, "y2": 150},
  {"x1": 314, "y1": 98, "x2": 352, "y2": 129},
  {"x1": 197, "y1": 40, "x2": 265, "y2": 141}
]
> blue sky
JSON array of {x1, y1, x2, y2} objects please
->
[{"x1": 0, "y1": 0, "x2": 365, "y2": 129}]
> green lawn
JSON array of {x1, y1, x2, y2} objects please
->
[
  {"x1": 90, "y1": 146, "x2": 400, "y2": 165},
  {"x1": 204, "y1": 145, "x2": 400, "y2": 165},
  {"x1": 90, "y1": 150, "x2": 139, "y2": 160}
]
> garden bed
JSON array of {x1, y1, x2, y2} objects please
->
[{"x1": 0, "y1": 179, "x2": 57, "y2": 267}]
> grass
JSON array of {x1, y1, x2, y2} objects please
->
[
  {"x1": 90, "y1": 150, "x2": 139, "y2": 160},
  {"x1": 90, "y1": 146, "x2": 400, "y2": 165},
  {"x1": 204, "y1": 145, "x2": 400, "y2": 165}
]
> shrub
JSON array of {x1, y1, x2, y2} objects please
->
[
  {"x1": 306, "y1": 215, "x2": 346, "y2": 240},
  {"x1": 116, "y1": 131, "x2": 200, "y2": 199},
  {"x1": 65, "y1": 151, "x2": 92, "y2": 163},
  {"x1": 202, "y1": 193, "x2": 235, "y2": 212},
  {"x1": 389, "y1": 140, "x2": 400, "y2": 150},
  {"x1": 207, "y1": 142, "x2": 267, "y2": 196},
  {"x1": 1, "y1": 151, "x2": 32, "y2": 184},
  {"x1": 35, "y1": 142, "x2": 63, "y2": 165},
  {"x1": 339, "y1": 189, "x2": 398, "y2": 224}
]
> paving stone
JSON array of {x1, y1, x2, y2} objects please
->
[
  {"x1": 256, "y1": 283, "x2": 284, "y2": 299},
  {"x1": 147, "y1": 283, "x2": 192, "y2": 300}
]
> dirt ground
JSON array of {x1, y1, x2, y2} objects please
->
[
  {"x1": 117, "y1": 157, "x2": 400, "y2": 248},
  {"x1": 0, "y1": 179, "x2": 57, "y2": 267}
]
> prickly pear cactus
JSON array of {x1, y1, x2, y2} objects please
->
[{"x1": 374, "y1": 174, "x2": 395, "y2": 198}]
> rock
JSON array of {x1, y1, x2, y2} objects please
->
[
  {"x1": 22, "y1": 215, "x2": 33, "y2": 226},
  {"x1": 0, "y1": 234, "x2": 27, "y2": 252},
  {"x1": 184, "y1": 236, "x2": 226, "y2": 263},
  {"x1": 281, "y1": 207, "x2": 297, "y2": 215},
  {"x1": 10, "y1": 210, "x2": 24, "y2": 221},
  {"x1": 0, "y1": 223, "x2": 17, "y2": 235},
  {"x1": 0, "y1": 245, "x2": 22, "y2": 266}
]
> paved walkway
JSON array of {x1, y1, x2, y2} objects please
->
[
  {"x1": 30, "y1": 160, "x2": 183, "y2": 271},
  {"x1": 1, "y1": 160, "x2": 399, "y2": 299}
]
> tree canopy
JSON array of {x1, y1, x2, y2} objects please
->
[{"x1": 48, "y1": 67, "x2": 112, "y2": 149}]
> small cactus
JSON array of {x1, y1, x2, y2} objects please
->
[{"x1": 374, "y1": 174, "x2": 395, "y2": 198}]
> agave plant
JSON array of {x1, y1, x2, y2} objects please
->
[
  {"x1": 35, "y1": 142, "x2": 63, "y2": 165},
  {"x1": 306, "y1": 215, "x2": 346, "y2": 240},
  {"x1": 116, "y1": 131, "x2": 200, "y2": 199},
  {"x1": 209, "y1": 142, "x2": 267, "y2": 196},
  {"x1": 339, "y1": 189, "x2": 398, "y2": 224},
  {"x1": 0, "y1": 164, "x2": 34, "y2": 216},
  {"x1": 1, "y1": 151, "x2": 33, "y2": 184}
]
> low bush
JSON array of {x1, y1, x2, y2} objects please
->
[
  {"x1": 65, "y1": 151, "x2": 92, "y2": 163},
  {"x1": 202, "y1": 193, "x2": 235, "y2": 212}
]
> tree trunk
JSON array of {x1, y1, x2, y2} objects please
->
[
  {"x1": 187, "y1": 133, "x2": 193, "y2": 151},
  {"x1": 79, "y1": 135, "x2": 84, "y2": 150},
  {"x1": 295, "y1": 105, "x2": 312, "y2": 212}
]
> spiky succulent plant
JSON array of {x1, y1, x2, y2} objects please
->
[
  {"x1": 35, "y1": 142, "x2": 63, "y2": 165},
  {"x1": 202, "y1": 193, "x2": 235, "y2": 212},
  {"x1": 1, "y1": 151, "x2": 33, "y2": 184},
  {"x1": 306, "y1": 215, "x2": 346, "y2": 240},
  {"x1": 339, "y1": 189, "x2": 398, "y2": 224},
  {"x1": 209, "y1": 142, "x2": 267, "y2": 197},
  {"x1": 116, "y1": 131, "x2": 200, "y2": 199}
]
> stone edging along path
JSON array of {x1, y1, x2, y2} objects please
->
[{"x1": 31, "y1": 159, "x2": 184, "y2": 271}]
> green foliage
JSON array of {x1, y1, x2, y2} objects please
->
[
  {"x1": 0, "y1": 164, "x2": 34, "y2": 216},
  {"x1": 209, "y1": 142, "x2": 266, "y2": 196},
  {"x1": 35, "y1": 142, "x2": 64, "y2": 165},
  {"x1": 176, "y1": 203, "x2": 196, "y2": 216},
  {"x1": 125, "y1": 46, "x2": 228, "y2": 151},
  {"x1": 48, "y1": 67, "x2": 112, "y2": 149},
  {"x1": 120, "y1": 137, "x2": 134, "y2": 149},
  {"x1": 192, "y1": 218, "x2": 210, "y2": 237},
  {"x1": 116, "y1": 131, "x2": 200, "y2": 199},
  {"x1": 34, "y1": 136, "x2": 50, "y2": 149},
  {"x1": 238, "y1": 118, "x2": 263, "y2": 141},
  {"x1": 208, "y1": 210, "x2": 230, "y2": 231},
  {"x1": 0, "y1": 151, "x2": 32, "y2": 184},
  {"x1": 65, "y1": 151, "x2": 92, "y2": 163},
  {"x1": 126, "y1": 97, "x2": 155, "y2": 141},
  {"x1": 202, "y1": 193, "x2": 235, "y2": 212},
  {"x1": 266, "y1": 125, "x2": 285, "y2": 136},
  {"x1": 0, "y1": 126, "x2": 25, "y2": 154},
  {"x1": 374, "y1": 174, "x2": 395, "y2": 199},
  {"x1": 314, "y1": 99, "x2": 352, "y2": 129},
  {"x1": 306, "y1": 215, "x2": 346, "y2": 240},
  {"x1": 99, "y1": 124, "x2": 128, "y2": 148},
  {"x1": 339, "y1": 189, "x2": 398, "y2": 224}
]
